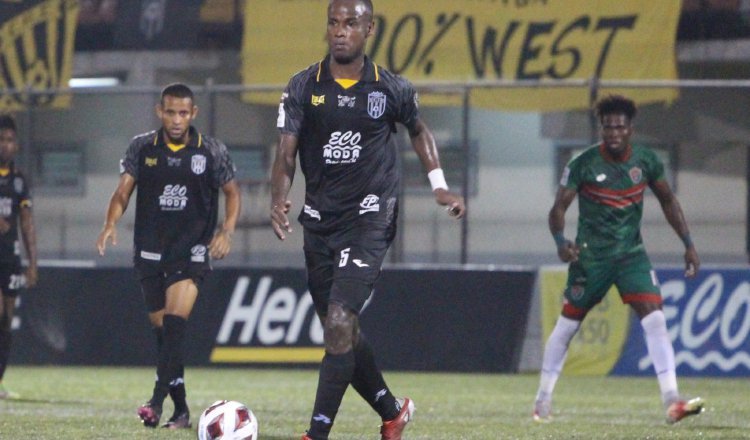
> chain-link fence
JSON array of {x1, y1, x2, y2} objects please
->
[{"x1": 5, "y1": 79, "x2": 747, "y2": 267}]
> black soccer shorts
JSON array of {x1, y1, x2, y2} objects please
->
[
  {"x1": 136, "y1": 260, "x2": 209, "y2": 312},
  {"x1": 0, "y1": 260, "x2": 25, "y2": 298},
  {"x1": 303, "y1": 216, "x2": 396, "y2": 317}
]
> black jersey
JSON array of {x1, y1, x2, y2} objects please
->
[
  {"x1": 0, "y1": 164, "x2": 31, "y2": 264},
  {"x1": 121, "y1": 127, "x2": 235, "y2": 271},
  {"x1": 277, "y1": 54, "x2": 419, "y2": 232}
]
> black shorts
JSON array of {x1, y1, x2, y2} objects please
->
[
  {"x1": 136, "y1": 261, "x2": 209, "y2": 312},
  {"x1": 0, "y1": 261, "x2": 24, "y2": 298},
  {"x1": 304, "y1": 215, "x2": 396, "y2": 317}
]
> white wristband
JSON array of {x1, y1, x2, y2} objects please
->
[{"x1": 428, "y1": 168, "x2": 449, "y2": 191}]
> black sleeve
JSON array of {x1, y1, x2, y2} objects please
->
[
  {"x1": 211, "y1": 140, "x2": 237, "y2": 188},
  {"x1": 277, "y1": 72, "x2": 307, "y2": 136},
  {"x1": 394, "y1": 75, "x2": 420, "y2": 134},
  {"x1": 120, "y1": 137, "x2": 142, "y2": 179}
]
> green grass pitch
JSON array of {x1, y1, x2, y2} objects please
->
[{"x1": 0, "y1": 366, "x2": 747, "y2": 439}]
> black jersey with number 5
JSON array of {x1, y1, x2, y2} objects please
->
[
  {"x1": 0, "y1": 165, "x2": 30, "y2": 264},
  {"x1": 277, "y1": 55, "x2": 419, "y2": 232},
  {"x1": 121, "y1": 127, "x2": 235, "y2": 271}
]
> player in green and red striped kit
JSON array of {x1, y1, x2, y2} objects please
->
[{"x1": 533, "y1": 94, "x2": 704, "y2": 424}]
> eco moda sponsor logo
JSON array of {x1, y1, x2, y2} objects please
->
[
  {"x1": 159, "y1": 184, "x2": 188, "y2": 210},
  {"x1": 638, "y1": 270, "x2": 750, "y2": 375},
  {"x1": 324, "y1": 131, "x2": 362, "y2": 164},
  {"x1": 367, "y1": 91, "x2": 386, "y2": 118},
  {"x1": 191, "y1": 244, "x2": 207, "y2": 262},
  {"x1": 338, "y1": 94, "x2": 356, "y2": 108},
  {"x1": 629, "y1": 167, "x2": 642, "y2": 184},
  {"x1": 191, "y1": 154, "x2": 206, "y2": 174},
  {"x1": 359, "y1": 194, "x2": 380, "y2": 215},
  {"x1": 304, "y1": 204, "x2": 321, "y2": 220}
]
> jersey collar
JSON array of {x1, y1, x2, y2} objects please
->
[
  {"x1": 153, "y1": 126, "x2": 203, "y2": 149},
  {"x1": 598, "y1": 142, "x2": 632, "y2": 162},
  {"x1": 316, "y1": 54, "x2": 380, "y2": 83}
]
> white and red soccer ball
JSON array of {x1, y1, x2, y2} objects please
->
[{"x1": 197, "y1": 400, "x2": 258, "y2": 440}]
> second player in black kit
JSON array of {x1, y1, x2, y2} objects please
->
[
  {"x1": 270, "y1": 1, "x2": 465, "y2": 439},
  {"x1": 0, "y1": 115, "x2": 37, "y2": 400},
  {"x1": 97, "y1": 83, "x2": 240, "y2": 430}
]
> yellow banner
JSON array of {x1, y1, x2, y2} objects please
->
[
  {"x1": 0, "y1": 0, "x2": 79, "y2": 111},
  {"x1": 241, "y1": 0, "x2": 680, "y2": 110},
  {"x1": 540, "y1": 266, "x2": 630, "y2": 375}
]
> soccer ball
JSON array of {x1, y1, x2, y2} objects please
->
[{"x1": 197, "y1": 400, "x2": 259, "y2": 440}]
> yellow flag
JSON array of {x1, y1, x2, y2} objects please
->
[{"x1": 0, "y1": 0, "x2": 79, "y2": 111}]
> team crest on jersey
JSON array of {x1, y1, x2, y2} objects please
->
[
  {"x1": 367, "y1": 91, "x2": 386, "y2": 119},
  {"x1": 13, "y1": 177, "x2": 23, "y2": 194},
  {"x1": 629, "y1": 166, "x2": 643, "y2": 184},
  {"x1": 191, "y1": 154, "x2": 206, "y2": 174}
]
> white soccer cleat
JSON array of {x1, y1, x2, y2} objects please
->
[
  {"x1": 532, "y1": 399, "x2": 552, "y2": 423},
  {"x1": 666, "y1": 397, "x2": 704, "y2": 424}
]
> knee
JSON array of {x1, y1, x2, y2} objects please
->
[{"x1": 324, "y1": 304, "x2": 357, "y2": 354}]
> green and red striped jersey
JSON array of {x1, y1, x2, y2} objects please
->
[{"x1": 560, "y1": 143, "x2": 665, "y2": 258}]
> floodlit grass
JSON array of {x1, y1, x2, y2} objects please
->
[{"x1": 0, "y1": 366, "x2": 747, "y2": 439}]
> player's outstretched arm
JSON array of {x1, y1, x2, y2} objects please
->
[
  {"x1": 270, "y1": 133, "x2": 299, "y2": 240},
  {"x1": 650, "y1": 179, "x2": 699, "y2": 277},
  {"x1": 210, "y1": 179, "x2": 241, "y2": 259},
  {"x1": 97, "y1": 173, "x2": 136, "y2": 256},
  {"x1": 19, "y1": 206, "x2": 37, "y2": 287},
  {"x1": 409, "y1": 118, "x2": 465, "y2": 218},
  {"x1": 549, "y1": 186, "x2": 579, "y2": 262}
]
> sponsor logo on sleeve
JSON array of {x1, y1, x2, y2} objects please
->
[
  {"x1": 277, "y1": 92, "x2": 288, "y2": 128},
  {"x1": 560, "y1": 166, "x2": 570, "y2": 186}
]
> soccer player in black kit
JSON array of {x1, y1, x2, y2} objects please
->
[
  {"x1": 96, "y1": 83, "x2": 240, "y2": 429},
  {"x1": 270, "y1": 1, "x2": 466, "y2": 439},
  {"x1": 0, "y1": 114, "x2": 37, "y2": 400}
]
